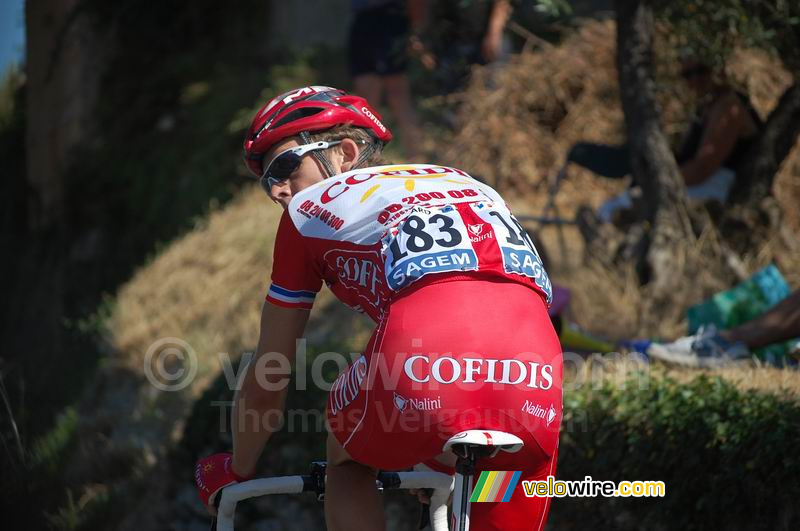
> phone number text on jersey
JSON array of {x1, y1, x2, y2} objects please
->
[{"x1": 296, "y1": 200, "x2": 345, "y2": 230}]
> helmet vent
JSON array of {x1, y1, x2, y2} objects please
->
[{"x1": 272, "y1": 107, "x2": 325, "y2": 129}]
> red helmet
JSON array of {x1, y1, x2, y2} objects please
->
[{"x1": 243, "y1": 86, "x2": 393, "y2": 177}]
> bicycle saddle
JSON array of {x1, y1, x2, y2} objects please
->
[{"x1": 443, "y1": 430, "x2": 524, "y2": 455}]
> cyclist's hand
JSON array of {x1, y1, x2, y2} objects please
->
[{"x1": 194, "y1": 452, "x2": 251, "y2": 514}]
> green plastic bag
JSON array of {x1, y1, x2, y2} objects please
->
[{"x1": 687, "y1": 264, "x2": 796, "y2": 365}]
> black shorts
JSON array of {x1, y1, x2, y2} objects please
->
[{"x1": 348, "y1": 3, "x2": 409, "y2": 77}]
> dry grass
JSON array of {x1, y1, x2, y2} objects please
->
[
  {"x1": 101, "y1": 21, "x2": 798, "y2": 447},
  {"x1": 60, "y1": 22, "x2": 798, "y2": 531},
  {"x1": 110, "y1": 189, "x2": 276, "y2": 389},
  {"x1": 109, "y1": 187, "x2": 373, "y2": 397},
  {"x1": 441, "y1": 21, "x2": 625, "y2": 192},
  {"x1": 442, "y1": 20, "x2": 798, "y2": 197},
  {"x1": 565, "y1": 353, "x2": 800, "y2": 400},
  {"x1": 443, "y1": 19, "x2": 800, "y2": 343},
  {"x1": 667, "y1": 364, "x2": 800, "y2": 398}
]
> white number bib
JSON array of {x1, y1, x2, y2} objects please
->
[
  {"x1": 470, "y1": 203, "x2": 552, "y2": 303},
  {"x1": 382, "y1": 206, "x2": 478, "y2": 291}
]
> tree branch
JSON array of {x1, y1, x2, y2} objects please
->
[{"x1": 733, "y1": 82, "x2": 800, "y2": 207}]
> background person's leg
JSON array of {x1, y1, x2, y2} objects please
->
[
  {"x1": 385, "y1": 73, "x2": 421, "y2": 160},
  {"x1": 324, "y1": 431, "x2": 386, "y2": 531},
  {"x1": 722, "y1": 289, "x2": 800, "y2": 350},
  {"x1": 354, "y1": 74, "x2": 383, "y2": 109}
]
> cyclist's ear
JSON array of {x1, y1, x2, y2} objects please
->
[{"x1": 338, "y1": 138, "x2": 361, "y2": 173}]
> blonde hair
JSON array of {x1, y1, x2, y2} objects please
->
[{"x1": 307, "y1": 126, "x2": 389, "y2": 168}]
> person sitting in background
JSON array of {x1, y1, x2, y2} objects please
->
[
  {"x1": 647, "y1": 289, "x2": 800, "y2": 368},
  {"x1": 568, "y1": 57, "x2": 762, "y2": 223},
  {"x1": 348, "y1": 0, "x2": 423, "y2": 160}
]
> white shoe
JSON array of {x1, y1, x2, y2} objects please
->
[{"x1": 647, "y1": 325, "x2": 751, "y2": 368}]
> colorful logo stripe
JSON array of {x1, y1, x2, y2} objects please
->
[{"x1": 469, "y1": 471, "x2": 522, "y2": 502}]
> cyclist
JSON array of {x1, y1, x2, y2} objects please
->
[{"x1": 194, "y1": 86, "x2": 563, "y2": 531}]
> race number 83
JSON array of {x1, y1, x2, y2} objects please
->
[{"x1": 383, "y1": 208, "x2": 478, "y2": 290}]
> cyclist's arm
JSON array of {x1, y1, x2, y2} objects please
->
[{"x1": 231, "y1": 301, "x2": 310, "y2": 477}]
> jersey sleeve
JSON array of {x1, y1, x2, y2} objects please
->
[{"x1": 266, "y1": 211, "x2": 323, "y2": 310}]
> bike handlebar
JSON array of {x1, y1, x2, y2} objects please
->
[
  {"x1": 213, "y1": 469, "x2": 453, "y2": 531},
  {"x1": 215, "y1": 476, "x2": 305, "y2": 531}
]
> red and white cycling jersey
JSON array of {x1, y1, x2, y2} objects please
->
[{"x1": 266, "y1": 164, "x2": 552, "y2": 320}]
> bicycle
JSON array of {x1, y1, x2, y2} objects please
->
[{"x1": 212, "y1": 429, "x2": 524, "y2": 531}]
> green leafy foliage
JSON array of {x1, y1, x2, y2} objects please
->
[
  {"x1": 657, "y1": 0, "x2": 800, "y2": 73},
  {"x1": 44, "y1": 486, "x2": 115, "y2": 531},
  {"x1": 533, "y1": 0, "x2": 573, "y2": 17},
  {"x1": 30, "y1": 407, "x2": 79, "y2": 474},
  {"x1": 554, "y1": 374, "x2": 800, "y2": 530}
]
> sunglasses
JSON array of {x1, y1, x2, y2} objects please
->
[{"x1": 261, "y1": 140, "x2": 342, "y2": 191}]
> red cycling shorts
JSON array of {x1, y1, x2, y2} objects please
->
[{"x1": 327, "y1": 277, "x2": 563, "y2": 531}]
